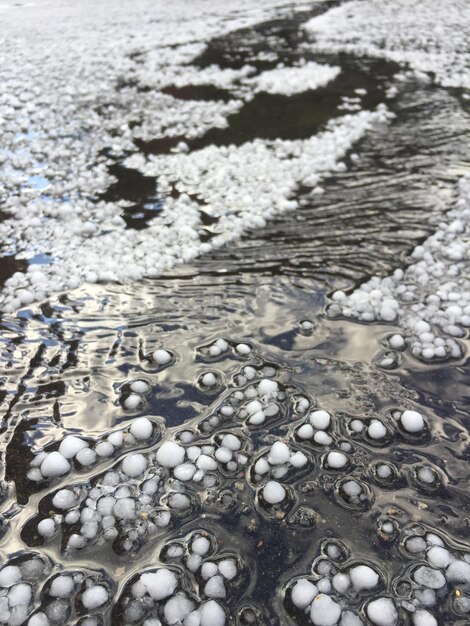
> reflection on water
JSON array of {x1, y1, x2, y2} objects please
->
[{"x1": 0, "y1": 6, "x2": 470, "y2": 626}]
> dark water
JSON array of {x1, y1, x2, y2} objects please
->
[{"x1": 0, "y1": 4, "x2": 470, "y2": 626}]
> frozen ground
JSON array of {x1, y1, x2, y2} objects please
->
[{"x1": 0, "y1": 0, "x2": 470, "y2": 624}]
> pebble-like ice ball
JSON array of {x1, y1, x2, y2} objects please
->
[
  {"x1": 201, "y1": 372, "x2": 217, "y2": 387},
  {"x1": 153, "y1": 349, "x2": 172, "y2": 365},
  {"x1": 366, "y1": 598, "x2": 397, "y2": 626},
  {"x1": 52, "y1": 489, "x2": 77, "y2": 510},
  {"x1": 140, "y1": 569, "x2": 178, "y2": 601},
  {"x1": 130, "y1": 417, "x2": 153, "y2": 440},
  {"x1": 218, "y1": 559, "x2": 237, "y2": 581},
  {"x1": 192, "y1": 536, "x2": 211, "y2": 556},
  {"x1": 309, "y1": 410, "x2": 331, "y2": 430},
  {"x1": 40, "y1": 452, "x2": 71, "y2": 478},
  {"x1": 124, "y1": 393, "x2": 142, "y2": 410},
  {"x1": 38, "y1": 518, "x2": 56, "y2": 538},
  {"x1": 310, "y1": 593, "x2": 341, "y2": 626},
  {"x1": 326, "y1": 451, "x2": 347, "y2": 469},
  {"x1": 268, "y1": 441, "x2": 290, "y2": 465},
  {"x1": 368, "y1": 420, "x2": 387, "y2": 440},
  {"x1": 291, "y1": 579, "x2": 318, "y2": 609},
  {"x1": 400, "y1": 410, "x2": 425, "y2": 433},
  {"x1": 49, "y1": 576, "x2": 75, "y2": 598},
  {"x1": 0, "y1": 565, "x2": 21, "y2": 587},
  {"x1": 122, "y1": 453, "x2": 147, "y2": 477},
  {"x1": 58, "y1": 435, "x2": 89, "y2": 459},
  {"x1": 156, "y1": 441, "x2": 185, "y2": 468},
  {"x1": 262, "y1": 481, "x2": 286, "y2": 504},
  {"x1": 236, "y1": 343, "x2": 251, "y2": 355},
  {"x1": 82, "y1": 585, "x2": 108, "y2": 609},
  {"x1": 412, "y1": 610, "x2": 437, "y2": 626},
  {"x1": 200, "y1": 600, "x2": 226, "y2": 626},
  {"x1": 349, "y1": 565, "x2": 379, "y2": 590}
]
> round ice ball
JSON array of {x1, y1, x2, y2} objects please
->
[
  {"x1": 262, "y1": 481, "x2": 286, "y2": 504},
  {"x1": 400, "y1": 409, "x2": 425, "y2": 433}
]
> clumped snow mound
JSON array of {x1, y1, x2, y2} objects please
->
[
  {"x1": 329, "y1": 177, "x2": 470, "y2": 361},
  {"x1": 304, "y1": 0, "x2": 470, "y2": 89}
]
